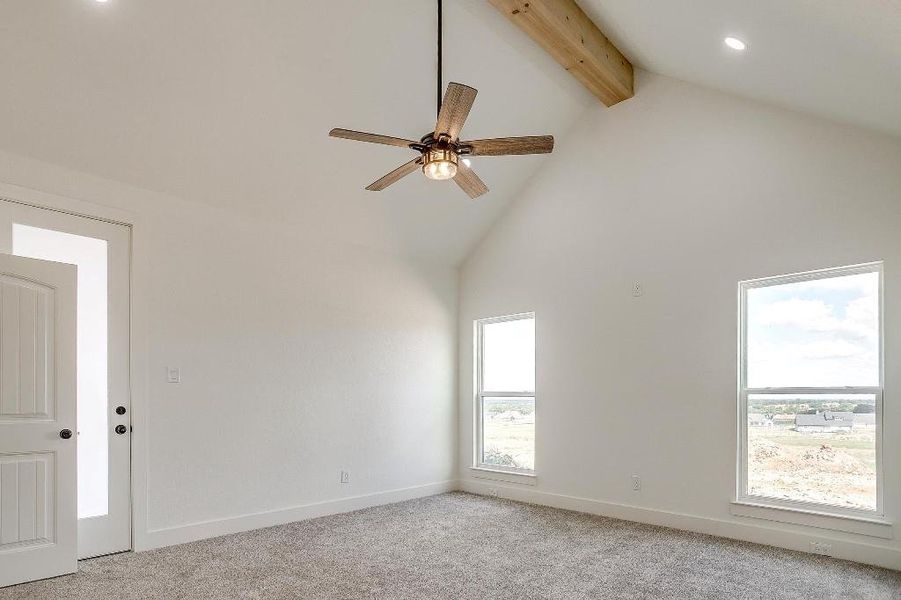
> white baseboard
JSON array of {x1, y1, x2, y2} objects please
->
[
  {"x1": 459, "y1": 479, "x2": 901, "y2": 572},
  {"x1": 138, "y1": 480, "x2": 457, "y2": 552}
]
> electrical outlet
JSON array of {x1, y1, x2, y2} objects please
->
[
  {"x1": 487, "y1": 487, "x2": 498, "y2": 497},
  {"x1": 340, "y1": 470, "x2": 349, "y2": 484},
  {"x1": 166, "y1": 367, "x2": 180, "y2": 384},
  {"x1": 632, "y1": 282, "x2": 643, "y2": 297},
  {"x1": 809, "y1": 541, "x2": 833, "y2": 556},
  {"x1": 632, "y1": 475, "x2": 642, "y2": 491}
]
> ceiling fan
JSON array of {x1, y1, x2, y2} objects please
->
[{"x1": 328, "y1": 0, "x2": 554, "y2": 199}]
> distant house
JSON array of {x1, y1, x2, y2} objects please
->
[
  {"x1": 795, "y1": 412, "x2": 855, "y2": 432},
  {"x1": 748, "y1": 414, "x2": 774, "y2": 427}
]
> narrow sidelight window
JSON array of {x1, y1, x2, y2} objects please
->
[
  {"x1": 739, "y1": 263, "x2": 882, "y2": 516},
  {"x1": 475, "y1": 313, "x2": 535, "y2": 473}
]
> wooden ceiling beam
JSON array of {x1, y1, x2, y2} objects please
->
[{"x1": 489, "y1": 0, "x2": 633, "y2": 106}]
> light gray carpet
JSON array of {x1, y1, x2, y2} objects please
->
[{"x1": 3, "y1": 492, "x2": 899, "y2": 599}]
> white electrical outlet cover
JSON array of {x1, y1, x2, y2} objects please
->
[{"x1": 809, "y1": 542, "x2": 832, "y2": 556}]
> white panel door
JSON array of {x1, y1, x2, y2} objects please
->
[{"x1": 0, "y1": 254, "x2": 77, "y2": 588}]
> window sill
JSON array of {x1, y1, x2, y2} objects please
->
[
  {"x1": 731, "y1": 500, "x2": 893, "y2": 539},
  {"x1": 469, "y1": 467, "x2": 537, "y2": 486}
]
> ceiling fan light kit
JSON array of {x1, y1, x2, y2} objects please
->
[
  {"x1": 329, "y1": 0, "x2": 554, "y2": 199},
  {"x1": 423, "y1": 147, "x2": 458, "y2": 181}
]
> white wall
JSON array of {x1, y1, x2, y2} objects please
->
[
  {"x1": 458, "y1": 71, "x2": 901, "y2": 569},
  {"x1": 0, "y1": 149, "x2": 458, "y2": 549}
]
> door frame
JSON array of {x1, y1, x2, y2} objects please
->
[{"x1": 0, "y1": 181, "x2": 152, "y2": 553}]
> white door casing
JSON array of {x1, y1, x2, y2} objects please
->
[
  {"x1": 0, "y1": 254, "x2": 77, "y2": 588},
  {"x1": 0, "y1": 201, "x2": 132, "y2": 559}
]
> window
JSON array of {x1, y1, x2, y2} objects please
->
[
  {"x1": 475, "y1": 313, "x2": 535, "y2": 474},
  {"x1": 738, "y1": 263, "x2": 882, "y2": 517}
]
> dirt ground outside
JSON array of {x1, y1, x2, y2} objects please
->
[{"x1": 748, "y1": 422, "x2": 876, "y2": 511}]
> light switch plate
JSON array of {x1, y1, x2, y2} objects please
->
[{"x1": 166, "y1": 367, "x2": 180, "y2": 384}]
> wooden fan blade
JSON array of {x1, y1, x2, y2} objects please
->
[
  {"x1": 329, "y1": 128, "x2": 417, "y2": 149},
  {"x1": 365, "y1": 158, "x2": 422, "y2": 191},
  {"x1": 435, "y1": 82, "x2": 478, "y2": 141},
  {"x1": 463, "y1": 135, "x2": 554, "y2": 156},
  {"x1": 453, "y1": 162, "x2": 488, "y2": 199}
]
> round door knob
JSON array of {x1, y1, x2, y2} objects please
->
[
  {"x1": 59, "y1": 429, "x2": 73, "y2": 440},
  {"x1": 115, "y1": 406, "x2": 127, "y2": 415},
  {"x1": 115, "y1": 424, "x2": 128, "y2": 435}
]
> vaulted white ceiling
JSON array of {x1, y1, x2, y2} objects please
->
[
  {"x1": 0, "y1": 0, "x2": 592, "y2": 264},
  {"x1": 580, "y1": 0, "x2": 901, "y2": 138},
  {"x1": 2, "y1": 1, "x2": 898, "y2": 265}
]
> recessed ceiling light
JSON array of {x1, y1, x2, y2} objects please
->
[{"x1": 724, "y1": 37, "x2": 747, "y2": 51}]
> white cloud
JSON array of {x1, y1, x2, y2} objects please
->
[
  {"x1": 752, "y1": 293, "x2": 877, "y2": 341},
  {"x1": 755, "y1": 298, "x2": 838, "y2": 331},
  {"x1": 795, "y1": 340, "x2": 863, "y2": 359},
  {"x1": 845, "y1": 296, "x2": 879, "y2": 341}
]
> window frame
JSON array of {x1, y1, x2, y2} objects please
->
[
  {"x1": 737, "y1": 262, "x2": 884, "y2": 519},
  {"x1": 473, "y1": 312, "x2": 536, "y2": 476}
]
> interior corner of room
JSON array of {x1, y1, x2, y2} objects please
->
[{"x1": 0, "y1": 0, "x2": 900, "y2": 598}]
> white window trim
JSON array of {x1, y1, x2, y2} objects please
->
[
  {"x1": 469, "y1": 467, "x2": 537, "y2": 486},
  {"x1": 736, "y1": 262, "x2": 886, "y2": 524},
  {"x1": 729, "y1": 500, "x2": 892, "y2": 539},
  {"x1": 474, "y1": 312, "x2": 536, "y2": 477}
]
